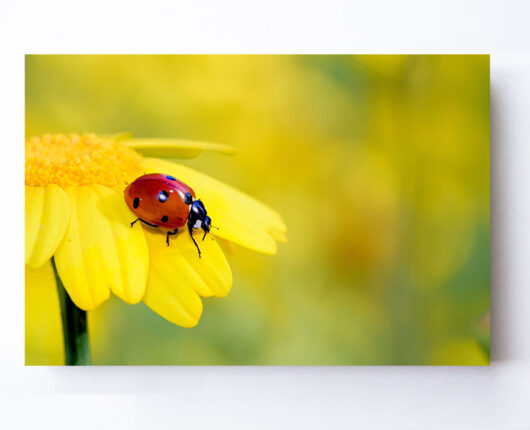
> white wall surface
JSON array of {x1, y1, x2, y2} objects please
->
[{"x1": 1, "y1": 1, "x2": 529, "y2": 428}]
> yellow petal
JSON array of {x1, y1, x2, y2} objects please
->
[
  {"x1": 147, "y1": 227, "x2": 232, "y2": 298},
  {"x1": 105, "y1": 131, "x2": 133, "y2": 141},
  {"x1": 143, "y1": 236, "x2": 202, "y2": 327},
  {"x1": 25, "y1": 185, "x2": 70, "y2": 269},
  {"x1": 54, "y1": 185, "x2": 149, "y2": 310},
  {"x1": 142, "y1": 226, "x2": 232, "y2": 327},
  {"x1": 141, "y1": 158, "x2": 286, "y2": 254},
  {"x1": 143, "y1": 267, "x2": 203, "y2": 327},
  {"x1": 123, "y1": 138, "x2": 236, "y2": 159},
  {"x1": 269, "y1": 228, "x2": 288, "y2": 243},
  {"x1": 144, "y1": 225, "x2": 232, "y2": 327},
  {"x1": 92, "y1": 185, "x2": 150, "y2": 304}
]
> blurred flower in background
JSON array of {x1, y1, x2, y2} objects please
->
[{"x1": 25, "y1": 55, "x2": 490, "y2": 365}]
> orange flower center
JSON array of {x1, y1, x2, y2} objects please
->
[{"x1": 25, "y1": 134, "x2": 142, "y2": 188}]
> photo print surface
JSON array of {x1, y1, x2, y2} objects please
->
[{"x1": 25, "y1": 55, "x2": 490, "y2": 365}]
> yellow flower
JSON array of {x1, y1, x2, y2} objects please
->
[{"x1": 25, "y1": 133, "x2": 286, "y2": 327}]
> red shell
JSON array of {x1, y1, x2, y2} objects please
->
[{"x1": 124, "y1": 173, "x2": 195, "y2": 229}]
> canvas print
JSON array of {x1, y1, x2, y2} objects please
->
[{"x1": 25, "y1": 55, "x2": 490, "y2": 365}]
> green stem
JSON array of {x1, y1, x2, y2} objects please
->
[{"x1": 51, "y1": 258, "x2": 92, "y2": 365}]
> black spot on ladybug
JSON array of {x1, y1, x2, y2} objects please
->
[
  {"x1": 161, "y1": 215, "x2": 169, "y2": 223},
  {"x1": 133, "y1": 197, "x2": 140, "y2": 209},
  {"x1": 166, "y1": 175, "x2": 177, "y2": 181},
  {"x1": 158, "y1": 190, "x2": 169, "y2": 202}
]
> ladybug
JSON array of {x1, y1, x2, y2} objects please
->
[{"x1": 124, "y1": 173, "x2": 212, "y2": 257}]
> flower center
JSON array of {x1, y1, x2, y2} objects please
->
[{"x1": 25, "y1": 134, "x2": 143, "y2": 188}]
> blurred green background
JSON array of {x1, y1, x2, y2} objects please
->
[{"x1": 25, "y1": 55, "x2": 490, "y2": 365}]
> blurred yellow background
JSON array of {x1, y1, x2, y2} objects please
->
[{"x1": 25, "y1": 55, "x2": 489, "y2": 365}]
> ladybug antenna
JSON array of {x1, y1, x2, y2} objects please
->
[{"x1": 202, "y1": 228, "x2": 219, "y2": 241}]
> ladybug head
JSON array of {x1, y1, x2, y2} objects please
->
[
  {"x1": 189, "y1": 200, "x2": 217, "y2": 241},
  {"x1": 190, "y1": 200, "x2": 210, "y2": 237}
]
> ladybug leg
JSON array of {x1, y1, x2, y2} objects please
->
[
  {"x1": 132, "y1": 218, "x2": 161, "y2": 229},
  {"x1": 139, "y1": 218, "x2": 160, "y2": 228},
  {"x1": 188, "y1": 223, "x2": 201, "y2": 258},
  {"x1": 166, "y1": 228, "x2": 178, "y2": 246}
]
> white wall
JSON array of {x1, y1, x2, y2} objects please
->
[{"x1": 1, "y1": 1, "x2": 529, "y2": 428}]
